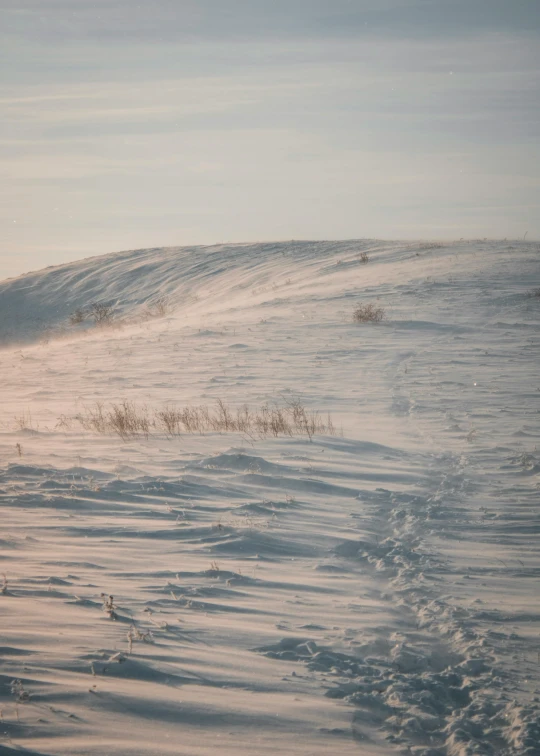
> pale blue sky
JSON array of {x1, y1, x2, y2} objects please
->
[{"x1": 1, "y1": 0, "x2": 539, "y2": 278}]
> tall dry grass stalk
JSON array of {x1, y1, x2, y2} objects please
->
[
  {"x1": 75, "y1": 401, "x2": 151, "y2": 440},
  {"x1": 69, "y1": 398, "x2": 335, "y2": 441}
]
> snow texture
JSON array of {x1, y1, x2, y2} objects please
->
[{"x1": 1, "y1": 239, "x2": 539, "y2": 755}]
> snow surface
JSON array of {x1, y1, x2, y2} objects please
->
[{"x1": 0, "y1": 239, "x2": 539, "y2": 755}]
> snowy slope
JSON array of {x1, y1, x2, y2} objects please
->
[
  {"x1": 1, "y1": 239, "x2": 539, "y2": 756},
  {"x1": 0, "y1": 240, "x2": 399, "y2": 347}
]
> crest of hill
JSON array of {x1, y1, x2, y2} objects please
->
[
  {"x1": 1, "y1": 238, "x2": 513, "y2": 348},
  {"x1": 0, "y1": 239, "x2": 396, "y2": 347}
]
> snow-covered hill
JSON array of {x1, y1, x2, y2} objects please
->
[
  {"x1": 1, "y1": 240, "x2": 539, "y2": 756},
  {"x1": 0, "y1": 240, "x2": 401, "y2": 347}
]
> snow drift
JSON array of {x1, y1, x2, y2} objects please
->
[{"x1": 0, "y1": 239, "x2": 539, "y2": 755}]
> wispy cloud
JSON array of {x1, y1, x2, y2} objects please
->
[
  {"x1": 3, "y1": 0, "x2": 539, "y2": 42},
  {"x1": 1, "y1": 1, "x2": 539, "y2": 276}
]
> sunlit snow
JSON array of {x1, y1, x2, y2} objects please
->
[{"x1": 0, "y1": 239, "x2": 539, "y2": 755}]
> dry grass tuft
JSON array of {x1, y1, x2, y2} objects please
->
[
  {"x1": 359, "y1": 252, "x2": 369, "y2": 264},
  {"x1": 154, "y1": 398, "x2": 335, "y2": 440},
  {"x1": 13, "y1": 412, "x2": 37, "y2": 432},
  {"x1": 69, "y1": 398, "x2": 336, "y2": 441},
  {"x1": 353, "y1": 302, "x2": 386, "y2": 323},
  {"x1": 69, "y1": 308, "x2": 86, "y2": 325},
  {"x1": 127, "y1": 624, "x2": 154, "y2": 654},
  {"x1": 76, "y1": 401, "x2": 151, "y2": 440},
  {"x1": 69, "y1": 302, "x2": 117, "y2": 328},
  {"x1": 11, "y1": 679, "x2": 30, "y2": 703},
  {"x1": 101, "y1": 593, "x2": 118, "y2": 620},
  {"x1": 69, "y1": 296, "x2": 172, "y2": 331},
  {"x1": 143, "y1": 296, "x2": 172, "y2": 319}
]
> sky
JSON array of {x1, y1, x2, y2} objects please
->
[{"x1": 1, "y1": 0, "x2": 539, "y2": 279}]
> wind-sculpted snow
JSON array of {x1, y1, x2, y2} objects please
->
[
  {"x1": 0, "y1": 240, "x2": 393, "y2": 347},
  {"x1": 0, "y1": 240, "x2": 539, "y2": 755}
]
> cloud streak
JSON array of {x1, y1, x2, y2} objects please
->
[
  {"x1": 0, "y1": 1, "x2": 539, "y2": 277},
  {"x1": 3, "y1": 0, "x2": 540, "y2": 43}
]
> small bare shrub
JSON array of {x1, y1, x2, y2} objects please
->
[
  {"x1": 353, "y1": 303, "x2": 386, "y2": 323},
  {"x1": 69, "y1": 308, "x2": 87, "y2": 325},
  {"x1": 144, "y1": 296, "x2": 172, "y2": 319},
  {"x1": 89, "y1": 302, "x2": 116, "y2": 326},
  {"x1": 359, "y1": 252, "x2": 369, "y2": 264}
]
